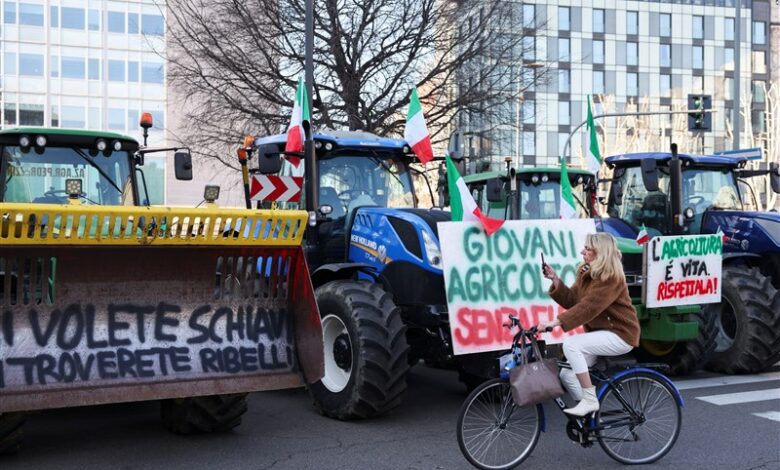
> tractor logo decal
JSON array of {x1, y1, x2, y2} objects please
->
[
  {"x1": 377, "y1": 244, "x2": 387, "y2": 263},
  {"x1": 350, "y1": 235, "x2": 392, "y2": 264}
]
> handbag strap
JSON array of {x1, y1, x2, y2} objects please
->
[
  {"x1": 518, "y1": 332, "x2": 529, "y2": 364},
  {"x1": 528, "y1": 334, "x2": 544, "y2": 362}
]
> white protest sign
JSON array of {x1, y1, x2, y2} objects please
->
[
  {"x1": 643, "y1": 234, "x2": 723, "y2": 308},
  {"x1": 439, "y1": 219, "x2": 596, "y2": 355}
]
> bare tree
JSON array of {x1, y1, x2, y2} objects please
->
[{"x1": 162, "y1": 0, "x2": 535, "y2": 169}]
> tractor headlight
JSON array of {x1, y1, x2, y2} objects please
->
[
  {"x1": 421, "y1": 230, "x2": 442, "y2": 269},
  {"x1": 19, "y1": 135, "x2": 32, "y2": 147},
  {"x1": 35, "y1": 135, "x2": 47, "y2": 147}
]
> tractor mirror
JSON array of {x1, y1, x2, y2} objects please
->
[
  {"x1": 611, "y1": 181, "x2": 624, "y2": 206},
  {"x1": 174, "y1": 151, "x2": 193, "y2": 181},
  {"x1": 486, "y1": 178, "x2": 505, "y2": 202},
  {"x1": 770, "y1": 162, "x2": 780, "y2": 194},
  {"x1": 640, "y1": 158, "x2": 659, "y2": 192},
  {"x1": 257, "y1": 144, "x2": 284, "y2": 174}
]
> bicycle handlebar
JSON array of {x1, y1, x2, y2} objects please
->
[{"x1": 502, "y1": 315, "x2": 553, "y2": 334}]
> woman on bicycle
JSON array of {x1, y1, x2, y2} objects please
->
[{"x1": 537, "y1": 232, "x2": 640, "y2": 417}]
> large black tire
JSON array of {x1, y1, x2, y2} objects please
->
[
  {"x1": 310, "y1": 280, "x2": 409, "y2": 420},
  {"x1": 634, "y1": 308, "x2": 718, "y2": 376},
  {"x1": 0, "y1": 413, "x2": 24, "y2": 455},
  {"x1": 705, "y1": 266, "x2": 780, "y2": 374},
  {"x1": 160, "y1": 394, "x2": 248, "y2": 434}
]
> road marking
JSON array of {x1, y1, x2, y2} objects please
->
[
  {"x1": 752, "y1": 411, "x2": 780, "y2": 422},
  {"x1": 696, "y1": 388, "x2": 780, "y2": 406},
  {"x1": 676, "y1": 372, "x2": 780, "y2": 391}
]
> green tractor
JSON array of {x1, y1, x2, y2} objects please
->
[
  {"x1": 461, "y1": 165, "x2": 716, "y2": 376},
  {"x1": 0, "y1": 125, "x2": 323, "y2": 453}
]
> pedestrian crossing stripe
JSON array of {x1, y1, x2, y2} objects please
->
[
  {"x1": 696, "y1": 388, "x2": 780, "y2": 406},
  {"x1": 751, "y1": 411, "x2": 780, "y2": 422},
  {"x1": 676, "y1": 372, "x2": 780, "y2": 390}
]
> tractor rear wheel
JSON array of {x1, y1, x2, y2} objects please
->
[
  {"x1": 310, "y1": 280, "x2": 409, "y2": 420},
  {"x1": 635, "y1": 308, "x2": 717, "y2": 376},
  {"x1": 160, "y1": 394, "x2": 248, "y2": 434},
  {"x1": 0, "y1": 413, "x2": 24, "y2": 455},
  {"x1": 705, "y1": 266, "x2": 780, "y2": 374}
]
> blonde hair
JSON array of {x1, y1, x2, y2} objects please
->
[{"x1": 584, "y1": 233, "x2": 624, "y2": 282}]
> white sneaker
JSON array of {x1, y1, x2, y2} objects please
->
[{"x1": 563, "y1": 386, "x2": 599, "y2": 417}]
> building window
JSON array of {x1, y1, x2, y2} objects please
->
[
  {"x1": 752, "y1": 111, "x2": 765, "y2": 133},
  {"x1": 558, "y1": 6, "x2": 570, "y2": 31},
  {"x1": 558, "y1": 102, "x2": 570, "y2": 126},
  {"x1": 723, "y1": 77, "x2": 733, "y2": 100},
  {"x1": 558, "y1": 69, "x2": 570, "y2": 93},
  {"x1": 141, "y1": 14, "x2": 164, "y2": 36},
  {"x1": 626, "y1": 72, "x2": 638, "y2": 96},
  {"x1": 142, "y1": 62, "x2": 164, "y2": 84},
  {"x1": 128, "y1": 61, "x2": 139, "y2": 82},
  {"x1": 558, "y1": 38, "x2": 570, "y2": 62},
  {"x1": 522, "y1": 100, "x2": 535, "y2": 123},
  {"x1": 108, "y1": 11, "x2": 125, "y2": 33},
  {"x1": 752, "y1": 81, "x2": 765, "y2": 103},
  {"x1": 752, "y1": 51, "x2": 766, "y2": 74},
  {"x1": 523, "y1": 4, "x2": 534, "y2": 28},
  {"x1": 692, "y1": 76, "x2": 703, "y2": 92},
  {"x1": 3, "y1": 1, "x2": 16, "y2": 24},
  {"x1": 724, "y1": 48, "x2": 734, "y2": 71},
  {"x1": 128, "y1": 13, "x2": 139, "y2": 34},
  {"x1": 593, "y1": 71, "x2": 605, "y2": 94},
  {"x1": 523, "y1": 36, "x2": 535, "y2": 61},
  {"x1": 50, "y1": 6, "x2": 58, "y2": 27},
  {"x1": 88, "y1": 58, "x2": 100, "y2": 80},
  {"x1": 660, "y1": 13, "x2": 671, "y2": 37},
  {"x1": 19, "y1": 3, "x2": 44, "y2": 26},
  {"x1": 19, "y1": 53, "x2": 44, "y2": 76},
  {"x1": 150, "y1": 111, "x2": 165, "y2": 130},
  {"x1": 593, "y1": 40, "x2": 604, "y2": 64},
  {"x1": 724, "y1": 18, "x2": 734, "y2": 41},
  {"x1": 660, "y1": 44, "x2": 671, "y2": 67},
  {"x1": 20, "y1": 103, "x2": 44, "y2": 126},
  {"x1": 4, "y1": 102, "x2": 17, "y2": 125},
  {"x1": 627, "y1": 42, "x2": 638, "y2": 66},
  {"x1": 4, "y1": 52, "x2": 17, "y2": 74},
  {"x1": 62, "y1": 56, "x2": 85, "y2": 79},
  {"x1": 593, "y1": 9, "x2": 604, "y2": 33},
  {"x1": 61, "y1": 106, "x2": 86, "y2": 128},
  {"x1": 89, "y1": 107, "x2": 101, "y2": 128},
  {"x1": 693, "y1": 46, "x2": 703, "y2": 69},
  {"x1": 693, "y1": 16, "x2": 704, "y2": 39},
  {"x1": 88, "y1": 8, "x2": 99, "y2": 31},
  {"x1": 108, "y1": 108, "x2": 126, "y2": 130},
  {"x1": 522, "y1": 132, "x2": 535, "y2": 155},
  {"x1": 50, "y1": 54, "x2": 59, "y2": 77},
  {"x1": 752, "y1": 21, "x2": 766, "y2": 45},
  {"x1": 50, "y1": 105, "x2": 59, "y2": 127},
  {"x1": 128, "y1": 110, "x2": 139, "y2": 130},
  {"x1": 61, "y1": 7, "x2": 85, "y2": 30},
  {"x1": 108, "y1": 60, "x2": 125, "y2": 82},
  {"x1": 627, "y1": 11, "x2": 638, "y2": 35},
  {"x1": 660, "y1": 74, "x2": 671, "y2": 96}
]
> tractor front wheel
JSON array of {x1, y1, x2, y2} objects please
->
[
  {"x1": 705, "y1": 266, "x2": 780, "y2": 374},
  {"x1": 635, "y1": 308, "x2": 717, "y2": 375},
  {"x1": 160, "y1": 394, "x2": 248, "y2": 434},
  {"x1": 0, "y1": 413, "x2": 24, "y2": 455},
  {"x1": 310, "y1": 280, "x2": 409, "y2": 420}
]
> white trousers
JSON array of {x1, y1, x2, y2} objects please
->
[{"x1": 559, "y1": 330, "x2": 633, "y2": 401}]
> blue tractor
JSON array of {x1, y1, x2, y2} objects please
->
[
  {"x1": 602, "y1": 147, "x2": 780, "y2": 373},
  {"x1": 249, "y1": 131, "x2": 489, "y2": 419}
]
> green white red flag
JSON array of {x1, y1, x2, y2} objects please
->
[
  {"x1": 559, "y1": 157, "x2": 577, "y2": 219},
  {"x1": 404, "y1": 88, "x2": 434, "y2": 164},
  {"x1": 636, "y1": 224, "x2": 650, "y2": 245},
  {"x1": 285, "y1": 77, "x2": 310, "y2": 168},
  {"x1": 446, "y1": 155, "x2": 504, "y2": 235},
  {"x1": 584, "y1": 95, "x2": 602, "y2": 174}
]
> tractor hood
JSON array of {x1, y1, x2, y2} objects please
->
[{"x1": 703, "y1": 210, "x2": 780, "y2": 254}]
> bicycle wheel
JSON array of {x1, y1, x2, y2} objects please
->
[
  {"x1": 457, "y1": 378, "x2": 541, "y2": 470},
  {"x1": 596, "y1": 372, "x2": 682, "y2": 465}
]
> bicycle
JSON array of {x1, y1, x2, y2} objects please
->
[{"x1": 456, "y1": 316, "x2": 683, "y2": 469}]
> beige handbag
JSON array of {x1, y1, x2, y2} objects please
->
[{"x1": 509, "y1": 334, "x2": 564, "y2": 407}]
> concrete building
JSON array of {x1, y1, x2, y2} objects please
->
[{"x1": 457, "y1": 0, "x2": 775, "y2": 170}]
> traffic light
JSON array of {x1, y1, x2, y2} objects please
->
[{"x1": 688, "y1": 94, "x2": 712, "y2": 131}]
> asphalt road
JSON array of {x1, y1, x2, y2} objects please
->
[{"x1": 2, "y1": 365, "x2": 779, "y2": 470}]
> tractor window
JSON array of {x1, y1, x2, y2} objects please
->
[
  {"x1": 610, "y1": 166, "x2": 670, "y2": 236},
  {"x1": 682, "y1": 168, "x2": 741, "y2": 234},
  {"x1": 518, "y1": 178, "x2": 590, "y2": 219},
  {"x1": 2, "y1": 145, "x2": 134, "y2": 205}
]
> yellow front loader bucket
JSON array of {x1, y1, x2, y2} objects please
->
[{"x1": 0, "y1": 203, "x2": 323, "y2": 413}]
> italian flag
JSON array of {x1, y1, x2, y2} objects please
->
[
  {"x1": 404, "y1": 88, "x2": 434, "y2": 164},
  {"x1": 584, "y1": 95, "x2": 602, "y2": 174},
  {"x1": 285, "y1": 77, "x2": 310, "y2": 168},
  {"x1": 559, "y1": 157, "x2": 577, "y2": 219},
  {"x1": 446, "y1": 155, "x2": 504, "y2": 235},
  {"x1": 636, "y1": 224, "x2": 650, "y2": 245}
]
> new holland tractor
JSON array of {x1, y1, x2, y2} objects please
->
[
  {"x1": 603, "y1": 148, "x2": 780, "y2": 374},
  {"x1": 0, "y1": 125, "x2": 323, "y2": 453},
  {"x1": 462, "y1": 166, "x2": 716, "y2": 375},
  {"x1": 247, "y1": 130, "x2": 514, "y2": 420}
]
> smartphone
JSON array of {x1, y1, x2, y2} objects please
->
[{"x1": 540, "y1": 252, "x2": 547, "y2": 271}]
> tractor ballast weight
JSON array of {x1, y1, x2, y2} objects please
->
[
  {"x1": 604, "y1": 150, "x2": 780, "y2": 374},
  {"x1": 0, "y1": 127, "x2": 323, "y2": 453}
]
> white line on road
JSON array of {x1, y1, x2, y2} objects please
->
[
  {"x1": 696, "y1": 388, "x2": 780, "y2": 406},
  {"x1": 675, "y1": 372, "x2": 780, "y2": 391},
  {"x1": 751, "y1": 411, "x2": 780, "y2": 422}
]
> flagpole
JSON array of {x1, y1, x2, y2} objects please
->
[{"x1": 304, "y1": 0, "x2": 319, "y2": 236}]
